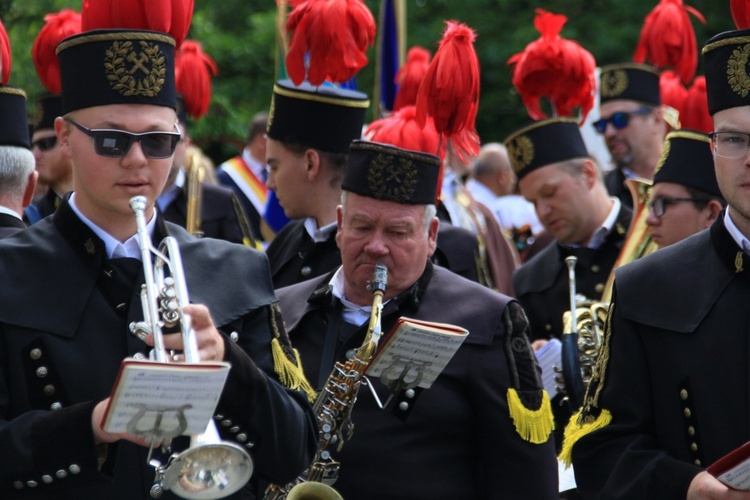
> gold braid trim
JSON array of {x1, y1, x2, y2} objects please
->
[
  {"x1": 559, "y1": 408, "x2": 613, "y2": 467},
  {"x1": 507, "y1": 388, "x2": 554, "y2": 444},
  {"x1": 269, "y1": 303, "x2": 317, "y2": 403}
]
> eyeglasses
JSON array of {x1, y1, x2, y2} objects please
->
[
  {"x1": 64, "y1": 118, "x2": 181, "y2": 159},
  {"x1": 648, "y1": 197, "x2": 710, "y2": 218},
  {"x1": 592, "y1": 108, "x2": 653, "y2": 134},
  {"x1": 31, "y1": 136, "x2": 57, "y2": 151},
  {"x1": 709, "y1": 131, "x2": 750, "y2": 159}
]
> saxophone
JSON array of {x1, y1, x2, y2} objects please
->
[{"x1": 264, "y1": 264, "x2": 389, "y2": 500}]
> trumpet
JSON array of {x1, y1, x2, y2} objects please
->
[{"x1": 128, "y1": 195, "x2": 253, "y2": 499}]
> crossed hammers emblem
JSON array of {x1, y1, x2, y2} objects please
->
[{"x1": 127, "y1": 51, "x2": 150, "y2": 75}]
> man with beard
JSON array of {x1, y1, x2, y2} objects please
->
[{"x1": 594, "y1": 63, "x2": 667, "y2": 208}]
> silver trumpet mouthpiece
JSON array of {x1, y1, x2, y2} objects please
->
[{"x1": 130, "y1": 195, "x2": 148, "y2": 213}]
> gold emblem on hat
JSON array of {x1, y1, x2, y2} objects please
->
[
  {"x1": 368, "y1": 153, "x2": 418, "y2": 203},
  {"x1": 601, "y1": 69, "x2": 628, "y2": 98},
  {"x1": 654, "y1": 138, "x2": 671, "y2": 175},
  {"x1": 507, "y1": 135, "x2": 534, "y2": 173},
  {"x1": 727, "y1": 44, "x2": 750, "y2": 98},
  {"x1": 32, "y1": 100, "x2": 43, "y2": 129},
  {"x1": 267, "y1": 95, "x2": 276, "y2": 132},
  {"x1": 105, "y1": 41, "x2": 166, "y2": 97}
]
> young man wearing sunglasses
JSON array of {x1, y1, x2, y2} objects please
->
[
  {"x1": 568, "y1": 28, "x2": 750, "y2": 498},
  {"x1": 594, "y1": 63, "x2": 667, "y2": 208},
  {"x1": 645, "y1": 130, "x2": 724, "y2": 248},
  {"x1": 28, "y1": 93, "x2": 74, "y2": 222},
  {"x1": 0, "y1": 28, "x2": 317, "y2": 499}
]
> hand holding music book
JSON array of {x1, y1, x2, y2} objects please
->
[
  {"x1": 707, "y1": 441, "x2": 750, "y2": 491},
  {"x1": 100, "y1": 358, "x2": 230, "y2": 440},
  {"x1": 365, "y1": 317, "x2": 468, "y2": 390}
]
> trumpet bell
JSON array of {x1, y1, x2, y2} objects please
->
[{"x1": 163, "y1": 442, "x2": 254, "y2": 500}]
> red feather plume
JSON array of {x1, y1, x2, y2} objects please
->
[
  {"x1": 633, "y1": 0, "x2": 706, "y2": 84},
  {"x1": 366, "y1": 105, "x2": 444, "y2": 159},
  {"x1": 0, "y1": 18, "x2": 10, "y2": 85},
  {"x1": 507, "y1": 9, "x2": 596, "y2": 124},
  {"x1": 415, "y1": 20, "x2": 480, "y2": 165},
  {"x1": 659, "y1": 70, "x2": 688, "y2": 117},
  {"x1": 32, "y1": 10, "x2": 82, "y2": 94},
  {"x1": 175, "y1": 40, "x2": 218, "y2": 120},
  {"x1": 393, "y1": 46, "x2": 431, "y2": 111},
  {"x1": 81, "y1": 0, "x2": 193, "y2": 49},
  {"x1": 285, "y1": 0, "x2": 376, "y2": 86},
  {"x1": 681, "y1": 76, "x2": 712, "y2": 133},
  {"x1": 732, "y1": 0, "x2": 750, "y2": 28}
]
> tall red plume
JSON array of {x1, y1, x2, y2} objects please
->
[
  {"x1": 633, "y1": 0, "x2": 706, "y2": 84},
  {"x1": 732, "y1": 0, "x2": 750, "y2": 28},
  {"x1": 415, "y1": 20, "x2": 480, "y2": 165},
  {"x1": 659, "y1": 70, "x2": 688, "y2": 117},
  {"x1": 175, "y1": 40, "x2": 218, "y2": 120},
  {"x1": 681, "y1": 77, "x2": 712, "y2": 133},
  {"x1": 393, "y1": 46, "x2": 431, "y2": 111},
  {"x1": 366, "y1": 105, "x2": 444, "y2": 159},
  {"x1": 507, "y1": 9, "x2": 596, "y2": 124},
  {"x1": 0, "y1": 18, "x2": 11, "y2": 85},
  {"x1": 285, "y1": 0, "x2": 376, "y2": 86},
  {"x1": 32, "y1": 10, "x2": 82, "y2": 94},
  {"x1": 81, "y1": 0, "x2": 194, "y2": 49}
]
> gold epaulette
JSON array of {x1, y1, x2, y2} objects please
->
[
  {"x1": 269, "y1": 303, "x2": 317, "y2": 403},
  {"x1": 559, "y1": 407, "x2": 612, "y2": 467},
  {"x1": 507, "y1": 388, "x2": 555, "y2": 444}
]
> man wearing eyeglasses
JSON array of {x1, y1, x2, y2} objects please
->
[
  {"x1": 567, "y1": 28, "x2": 750, "y2": 499},
  {"x1": 645, "y1": 130, "x2": 725, "y2": 249},
  {"x1": 0, "y1": 28, "x2": 317, "y2": 499},
  {"x1": 28, "y1": 93, "x2": 74, "y2": 222},
  {"x1": 593, "y1": 63, "x2": 668, "y2": 208}
]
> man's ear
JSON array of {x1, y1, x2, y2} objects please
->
[
  {"x1": 55, "y1": 116, "x2": 72, "y2": 158},
  {"x1": 705, "y1": 199, "x2": 724, "y2": 227},
  {"x1": 22, "y1": 171, "x2": 38, "y2": 208},
  {"x1": 304, "y1": 148, "x2": 322, "y2": 180},
  {"x1": 580, "y1": 159, "x2": 599, "y2": 189}
]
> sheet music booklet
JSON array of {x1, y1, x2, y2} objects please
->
[
  {"x1": 365, "y1": 317, "x2": 468, "y2": 390},
  {"x1": 100, "y1": 358, "x2": 230, "y2": 438},
  {"x1": 708, "y1": 441, "x2": 750, "y2": 491}
]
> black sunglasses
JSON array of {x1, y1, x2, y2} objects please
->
[
  {"x1": 65, "y1": 118, "x2": 181, "y2": 159},
  {"x1": 31, "y1": 136, "x2": 57, "y2": 151},
  {"x1": 592, "y1": 108, "x2": 652, "y2": 134},
  {"x1": 648, "y1": 197, "x2": 710, "y2": 218}
]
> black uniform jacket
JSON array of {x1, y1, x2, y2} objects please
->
[
  {"x1": 572, "y1": 215, "x2": 750, "y2": 499},
  {"x1": 604, "y1": 169, "x2": 633, "y2": 209},
  {"x1": 162, "y1": 181, "x2": 246, "y2": 245},
  {"x1": 266, "y1": 219, "x2": 481, "y2": 289},
  {"x1": 513, "y1": 205, "x2": 631, "y2": 341},
  {"x1": 277, "y1": 263, "x2": 558, "y2": 499},
  {"x1": 0, "y1": 199, "x2": 317, "y2": 499},
  {"x1": 31, "y1": 189, "x2": 63, "y2": 221},
  {"x1": 0, "y1": 212, "x2": 25, "y2": 239}
]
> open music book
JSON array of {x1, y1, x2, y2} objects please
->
[
  {"x1": 708, "y1": 441, "x2": 750, "y2": 491},
  {"x1": 365, "y1": 317, "x2": 468, "y2": 389},
  {"x1": 100, "y1": 358, "x2": 230, "y2": 438}
]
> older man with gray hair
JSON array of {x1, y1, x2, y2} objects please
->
[{"x1": 0, "y1": 86, "x2": 37, "y2": 238}]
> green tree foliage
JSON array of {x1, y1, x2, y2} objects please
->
[{"x1": 0, "y1": 0, "x2": 734, "y2": 161}]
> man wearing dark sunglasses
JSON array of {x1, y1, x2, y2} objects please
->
[
  {"x1": 594, "y1": 63, "x2": 667, "y2": 208},
  {"x1": 28, "y1": 93, "x2": 74, "y2": 222},
  {"x1": 645, "y1": 130, "x2": 724, "y2": 248},
  {"x1": 0, "y1": 28, "x2": 316, "y2": 499}
]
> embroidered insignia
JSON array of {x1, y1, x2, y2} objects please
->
[
  {"x1": 32, "y1": 100, "x2": 43, "y2": 129},
  {"x1": 84, "y1": 238, "x2": 96, "y2": 255},
  {"x1": 367, "y1": 153, "x2": 418, "y2": 203},
  {"x1": 727, "y1": 44, "x2": 750, "y2": 98},
  {"x1": 507, "y1": 135, "x2": 534, "y2": 173},
  {"x1": 654, "y1": 137, "x2": 671, "y2": 175},
  {"x1": 601, "y1": 69, "x2": 628, "y2": 98},
  {"x1": 105, "y1": 41, "x2": 166, "y2": 97},
  {"x1": 267, "y1": 94, "x2": 276, "y2": 131},
  {"x1": 736, "y1": 251, "x2": 744, "y2": 273},
  {"x1": 616, "y1": 223, "x2": 627, "y2": 235}
]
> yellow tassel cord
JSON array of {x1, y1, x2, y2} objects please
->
[
  {"x1": 271, "y1": 338, "x2": 317, "y2": 403},
  {"x1": 506, "y1": 388, "x2": 555, "y2": 444},
  {"x1": 558, "y1": 407, "x2": 613, "y2": 467}
]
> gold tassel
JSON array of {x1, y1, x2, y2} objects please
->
[
  {"x1": 506, "y1": 388, "x2": 554, "y2": 444},
  {"x1": 558, "y1": 407, "x2": 613, "y2": 467},
  {"x1": 271, "y1": 338, "x2": 317, "y2": 403}
]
